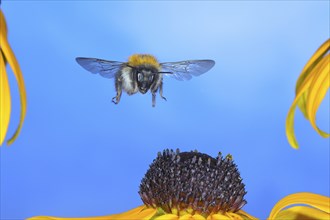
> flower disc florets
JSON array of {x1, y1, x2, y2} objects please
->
[{"x1": 139, "y1": 149, "x2": 247, "y2": 215}]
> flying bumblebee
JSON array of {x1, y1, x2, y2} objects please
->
[{"x1": 76, "y1": 54, "x2": 215, "y2": 107}]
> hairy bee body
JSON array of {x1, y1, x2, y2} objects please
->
[
  {"x1": 76, "y1": 54, "x2": 215, "y2": 107},
  {"x1": 113, "y1": 55, "x2": 165, "y2": 106}
]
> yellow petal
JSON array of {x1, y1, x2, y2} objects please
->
[
  {"x1": 274, "y1": 206, "x2": 330, "y2": 220},
  {"x1": 286, "y1": 63, "x2": 316, "y2": 149},
  {"x1": 0, "y1": 9, "x2": 27, "y2": 146},
  {"x1": 305, "y1": 54, "x2": 330, "y2": 137},
  {"x1": 295, "y1": 39, "x2": 330, "y2": 117},
  {"x1": 206, "y1": 213, "x2": 231, "y2": 220},
  {"x1": 190, "y1": 214, "x2": 206, "y2": 220},
  {"x1": 178, "y1": 214, "x2": 194, "y2": 220},
  {"x1": 28, "y1": 205, "x2": 157, "y2": 220},
  {"x1": 0, "y1": 49, "x2": 11, "y2": 145},
  {"x1": 236, "y1": 210, "x2": 258, "y2": 220},
  {"x1": 268, "y1": 192, "x2": 330, "y2": 219},
  {"x1": 225, "y1": 212, "x2": 246, "y2": 220},
  {"x1": 296, "y1": 39, "x2": 330, "y2": 92},
  {"x1": 0, "y1": 9, "x2": 7, "y2": 36},
  {"x1": 178, "y1": 214, "x2": 206, "y2": 220},
  {"x1": 106, "y1": 205, "x2": 156, "y2": 219},
  {"x1": 154, "y1": 214, "x2": 179, "y2": 220}
]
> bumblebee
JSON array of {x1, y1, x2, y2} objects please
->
[{"x1": 76, "y1": 54, "x2": 215, "y2": 107}]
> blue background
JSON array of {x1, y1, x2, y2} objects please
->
[{"x1": 1, "y1": 1, "x2": 329, "y2": 220}]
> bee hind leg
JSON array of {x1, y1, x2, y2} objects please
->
[
  {"x1": 152, "y1": 93, "x2": 156, "y2": 107},
  {"x1": 159, "y1": 82, "x2": 167, "y2": 101}
]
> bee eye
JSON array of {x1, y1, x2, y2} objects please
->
[
  {"x1": 149, "y1": 75, "x2": 154, "y2": 81},
  {"x1": 137, "y1": 73, "x2": 143, "y2": 81}
]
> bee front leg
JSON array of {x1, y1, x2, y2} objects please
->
[
  {"x1": 112, "y1": 78, "x2": 122, "y2": 105},
  {"x1": 159, "y1": 82, "x2": 167, "y2": 101}
]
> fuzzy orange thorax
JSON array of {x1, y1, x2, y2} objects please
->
[{"x1": 127, "y1": 54, "x2": 161, "y2": 70}]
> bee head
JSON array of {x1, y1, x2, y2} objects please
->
[{"x1": 135, "y1": 67, "x2": 158, "y2": 94}]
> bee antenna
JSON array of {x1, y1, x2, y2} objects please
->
[
  {"x1": 158, "y1": 71, "x2": 173, "y2": 74},
  {"x1": 126, "y1": 64, "x2": 135, "y2": 69}
]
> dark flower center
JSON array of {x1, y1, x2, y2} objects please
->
[{"x1": 139, "y1": 149, "x2": 247, "y2": 215}]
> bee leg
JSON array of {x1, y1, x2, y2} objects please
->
[
  {"x1": 159, "y1": 82, "x2": 167, "y2": 101},
  {"x1": 152, "y1": 92, "x2": 156, "y2": 107},
  {"x1": 112, "y1": 91, "x2": 122, "y2": 104},
  {"x1": 112, "y1": 95, "x2": 121, "y2": 104},
  {"x1": 112, "y1": 79, "x2": 122, "y2": 104}
]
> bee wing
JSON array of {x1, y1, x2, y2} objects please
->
[
  {"x1": 160, "y1": 60, "x2": 215, "y2": 81},
  {"x1": 76, "y1": 57, "x2": 125, "y2": 79}
]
